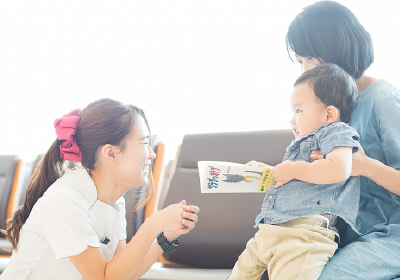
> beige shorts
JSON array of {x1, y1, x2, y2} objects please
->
[{"x1": 228, "y1": 218, "x2": 338, "y2": 280}]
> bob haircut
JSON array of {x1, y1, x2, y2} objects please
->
[
  {"x1": 286, "y1": 1, "x2": 374, "y2": 79},
  {"x1": 294, "y1": 63, "x2": 359, "y2": 123}
]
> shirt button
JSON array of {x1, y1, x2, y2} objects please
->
[{"x1": 269, "y1": 196, "x2": 273, "y2": 200}]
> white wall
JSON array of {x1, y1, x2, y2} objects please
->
[{"x1": 0, "y1": 0, "x2": 399, "y2": 162}]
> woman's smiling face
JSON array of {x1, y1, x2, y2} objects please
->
[{"x1": 116, "y1": 115, "x2": 156, "y2": 189}]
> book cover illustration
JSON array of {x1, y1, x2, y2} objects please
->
[{"x1": 198, "y1": 161, "x2": 275, "y2": 193}]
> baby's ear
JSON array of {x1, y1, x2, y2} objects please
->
[{"x1": 326, "y1": 105, "x2": 340, "y2": 123}]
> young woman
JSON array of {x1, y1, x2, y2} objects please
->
[
  {"x1": 1, "y1": 98, "x2": 200, "y2": 280},
  {"x1": 281, "y1": 1, "x2": 400, "y2": 279}
]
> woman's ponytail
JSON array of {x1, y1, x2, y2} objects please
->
[
  {"x1": 4, "y1": 139, "x2": 63, "y2": 250},
  {"x1": 3, "y1": 99, "x2": 154, "y2": 250}
]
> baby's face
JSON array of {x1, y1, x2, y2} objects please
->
[{"x1": 290, "y1": 83, "x2": 329, "y2": 140}]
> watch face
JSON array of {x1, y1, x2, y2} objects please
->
[
  {"x1": 165, "y1": 243, "x2": 178, "y2": 253},
  {"x1": 172, "y1": 237, "x2": 179, "y2": 245}
]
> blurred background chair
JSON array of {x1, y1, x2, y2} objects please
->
[
  {"x1": 0, "y1": 155, "x2": 22, "y2": 231},
  {"x1": 160, "y1": 129, "x2": 294, "y2": 269},
  {"x1": 0, "y1": 155, "x2": 25, "y2": 271},
  {"x1": 0, "y1": 155, "x2": 43, "y2": 274},
  {"x1": 16, "y1": 155, "x2": 42, "y2": 208}
]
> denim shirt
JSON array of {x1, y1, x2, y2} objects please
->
[
  {"x1": 349, "y1": 80, "x2": 400, "y2": 235},
  {"x1": 255, "y1": 122, "x2": 360, "y2": 238}
]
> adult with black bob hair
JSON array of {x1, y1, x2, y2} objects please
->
[
  {"x1": 260, "y1": 1, "x2": 400, "y2": 279},
  {"x1": 286, "y1": 1, "x2": 374, "y2": 80}
]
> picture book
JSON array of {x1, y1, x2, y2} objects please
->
[{"x1": 198, "y1": 161, "x2": 275, "y2": 193}]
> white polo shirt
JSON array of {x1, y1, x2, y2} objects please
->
[{"x1": 1, "y1": 168, "x2": 127, "y2": 280}]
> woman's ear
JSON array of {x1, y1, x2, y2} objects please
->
[
  {"x1": 99, "y1": 144, "x2": 120, "y2": 166},
  {"x1": 326, "y1": 105, "x2": 340, "y2": 123}
]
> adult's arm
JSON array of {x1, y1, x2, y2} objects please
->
[
  {"x1": 108, "y1": 233, "x2": 179, "y2": 280},
  {"x1": 69, "y1": 203, "x2": 191, "y2": 280},
  {"x1": 127, "y1": 232, "x2": 182, "y2": 280},
  {"x1": 358, "y1": 159, "x2": 400, "y2": 196},
  {"x1": 312, "y1": 96, "x2": 400, "y2": 195},
  {"x1": 348, "y1": 141, "x2": 400, "y2": 195},
  {"x1": 310, "y1": 144, "x2": 400, "y2": 196},
  {"x1": 128, "y1": 204, "x2": 199, "y2": 280},
  {"x1": 354, "y1": 93, "x2": 400, "y2": 195},
  {"x1": 312, "y1": 146, "x2": 400, "y2": 195}
]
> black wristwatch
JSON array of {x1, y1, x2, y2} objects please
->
[{"x1": 157, "y1": 232, "x2": 179, "y2": 253}]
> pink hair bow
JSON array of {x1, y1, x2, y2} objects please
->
[{"x1": 54, "y1": 109, "x2": 82, "y2": 162}]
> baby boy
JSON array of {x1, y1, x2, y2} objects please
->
[{"x1": 229, "y1": 63, "x2": 360, "y2": 280}]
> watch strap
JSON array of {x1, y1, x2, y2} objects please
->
[{"x1": 157, "y1": 232, "x2": 179, "y2": 253}]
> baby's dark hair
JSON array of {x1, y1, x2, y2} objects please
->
[{"x1": 294, "y1": 63, "x2": 358, "y2": 123}]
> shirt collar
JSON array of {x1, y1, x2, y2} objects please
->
[{"x1": 66, "y1": 168, "x2": 98, "y2": 208}]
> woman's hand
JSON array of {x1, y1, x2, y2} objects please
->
[
  {"x1": 349, "y1": 141, "x2": 368, "y2": 177},
  {"x1": 310, "y1": 141, "x2": 368, "y2": 177},
  {"x1": 125, "y1": 201, "x2": 199, "y2": 280},
  {"x1": 271, "y1": 160, "x2": 295, "y2": 188},
  {"x1": 153, "y1": 202, "x2": 187, "y2": 233},
  {"x1": 158, "y1": 200, "x2": 200, "y2": 241},
  {"x1": 310, "y1": 150, "x2": 324, "y2": 160}
]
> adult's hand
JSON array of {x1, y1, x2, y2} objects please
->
[
  {"x1": 310, "y1": 150, "x2": 324, "y2": 160},
  {"x1": 155, "y1": 202, "x2": 188, "y2": 233},
  {"x1": 125, "y1": 201, "x2": 199, "y2": 280},
  {"x1": 349, "y1": 141, "x2": 368, "y2": 177},
  {"x1": 164, "y1": 200, "x2": 200, "y2": 241}
]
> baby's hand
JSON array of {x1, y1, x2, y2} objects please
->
[
  {"x1": 271, "y1": 160, "x2": 295, "y2": 188},
  {"x1": 245, "y1": 160, "x2": 271, "y2": 167}
]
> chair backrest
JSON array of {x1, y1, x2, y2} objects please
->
[
  {"x1": 17, "y1": 163, "x2": 33, "y2": 207},
  {"x1": 124, "y1": 188, "x2": 141, "y2": 242},
  {"x1": 144, "y1": 142, "x2": 165, "y2": 219},
  {"x1": 17, "y1": 155, "x2": 42, "y2": 208},
  {"x1": 10, "y1": 162, "x2": 30, "y2": 215},
  {"x1": 0, "y1": 155, "x2": 21, "y2": 230},
  {"x1": 162, "y1": 129, "x2": 294, "y2": 268},
  {"x1": 155, "y1": 159, "x2": 174, "y2": 212}
]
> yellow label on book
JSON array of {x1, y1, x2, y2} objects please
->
[{"x1": 258, "y1": 167, "x2": 275, "y2": 193}]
